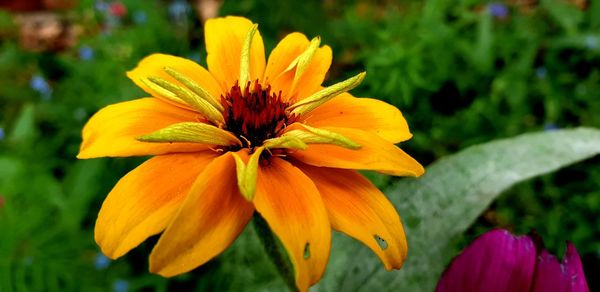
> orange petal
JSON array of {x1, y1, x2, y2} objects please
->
[
  {"x1": 95, "y1": 151, "x2": 218, "y2": 259},
  {"x1": 253, "y1": 157, "x2": 331, "y2": 291},
  {"x1": 126, "y1": 53, "x2": 222, "y2": 108},
  {"x1": 269, "y1": 41, "x2": 332, "y2": 102},
  {"x1": 149, "y1": 153, "x2": 254, "y2": 277},
  {"x1": 78, "y1": 98, "x2": 208, "y2": 158},
  {"x1": 301, "y1": 92, "x2": 412, "y2": 143},
  {"x1": 205, "y1": 16, "x2": 266, "y2": 90},
  {"x1": 289, "y1": 127, "x2": 424, "y2": 177},
  {"x1": 298, "y1": 163, "x2": 408, "y2": 270}
]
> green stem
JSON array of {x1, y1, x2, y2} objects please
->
[{"x1": 252, "y1": 213, "x2": 297, "y2": 292}]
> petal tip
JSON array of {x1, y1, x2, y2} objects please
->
[
  {"x1": 95, "y1": 237, "x2": 121, "y2": 260},
  {"x1": 413, "y1": 164, "x2": 426, "y2": 177},
  {"x1": 148, "y1": 261, "x2": 174, "y2": 278},
  {"x1": 148, "y1": 251, "x2": 180, "y2": 278}
]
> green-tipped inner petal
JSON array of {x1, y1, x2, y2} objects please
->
[
  {"x1": 137, "y1": 122, "x2": 241, "y2": 146},
  {"x1": 263, "y1": 135, "x2": 308, "y2": 150},
  {"x1": 146, "y1": 76, "x2": 224, "y2": 125},
  {"x1": 239, "y1": 24, "x2": 259, "y2": 89},
  {"x1": 288, "y1": 72, "x2": 366, "y2": 116},
  {"x1": 140, "y1": 78, "x2": 185, "y2": 105},
  {"x1": 284, "y1": 36, "x2": 321, "y2": 92},
  {"x1": 232, "y1": 147, "x2": 264, "y2": 201},
  {"x1": 285, "y1": 124, "x2": 361, "y2": 149},
  {"x1": 163, "y1": 67, "x2": 224, "y2": 112}
]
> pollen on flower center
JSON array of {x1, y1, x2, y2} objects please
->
[{"x1": 221, "y1": 80, "x2": 291, "y2": 149}]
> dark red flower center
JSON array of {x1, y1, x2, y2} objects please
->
[{"x1": 221, "y1": 80, "x2": 290, "y2": 149}]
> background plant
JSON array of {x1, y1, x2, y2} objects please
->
[{"x1": 0, "y1": 0, "x2": 598, "y2": 291}]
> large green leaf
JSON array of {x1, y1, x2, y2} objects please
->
[{"x1": 317, "y1": 127, "x2": 600, "y2": 291}]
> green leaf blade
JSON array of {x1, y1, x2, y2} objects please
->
[{"x1": 319, "y1": 128, "x2": 600, "y2": 291}]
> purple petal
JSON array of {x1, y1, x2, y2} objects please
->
[
  {"x1": 532, "y1": 242, "x2": 589, "y2": 292},
  {"x1": 488, "y1": 3, "x2": 509, "y2": 18},
  {"x1": 436, "y1": 229, "x2": 537, "y2": 292}
]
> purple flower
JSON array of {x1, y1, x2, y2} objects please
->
[
  {"x1": 79, "y1": 45, "x2": 95, "y2": 61},
  {"x1": 533, "y1": 244, "x2": 589, "y2": 292},
  {"x1": 0, "y1": 127, "x2": 4, "y2": 140},
  {"x1": 436, "y1": 229, "x2": 589, "y2": 292},
  {"x1": 488, "y1": 3, "x2": 509, "y2": 19}
]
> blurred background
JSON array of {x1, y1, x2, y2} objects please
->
[{"x1": 0, "y1": 0, "x2": 598, "y2": 291}]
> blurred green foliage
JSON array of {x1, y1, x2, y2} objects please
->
[{"x1": 0, "y1": 0, "x2": 598, "y2": 290}]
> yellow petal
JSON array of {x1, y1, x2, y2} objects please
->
[
  {"x1": 126, "y1": 54, "x2": 222, "y2": 107},
  {"x1": 299, "y1": 163, "x2": 408, "y2": 270},
  {"x1": 290, "y1": 127, "x2": 424, "y2": 177},
  {"x1": 78, "y1": 98, "x2": 208, "y2": 158},
  {"x1": 205, "y1": 16, "x2": 266, "y2": 90},
  {"x1": 301, "y1": 92, "x2": 412, "y2": 143},
  {"x1": 253, "y1": 157, "x2": 331, "y2": 291},
  {"x1": 138, "y1": 122, "x2": 241, "y2": 146},
  {"x1": 149, "y1": 153, "x2": 254, "y2": 277},
  {"x1": 95, "y1": 151, "x2": 218, "y2": 259}
]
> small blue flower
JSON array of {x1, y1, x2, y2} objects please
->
[
  {"x1": 544, "y1": 123, "x2": 559, "y2": 131},
  {"x1": 79, "y1": 45, "x2": 95, "y2": 61},
  {"x1": 23, "y1": 256, "x2": 33, "y2": 266},
  {"x1": 488, "y1": 3, "x2": 509, "y2": 18},
  {"x1": 30, "y1": 75, "x2": 52, "y2": 100},
  {"x1": 535, "y1": 67, "x2": 547, "y2": 79},
  {"x1": 30, "y1": 75, "x2": 48, "y2": 91},
  {"x1": 73, "y1": 108, "x2": 87, "y2": 121},
  {"x1": 0, "y1": 127, "x2": 5, "y2": 140},
  {"x1": 584, "y1": 36, "x2": 598, "y2": 49},
  {"x1": 169, "y1": 0, "x2": 190, "y2": 24},
  {"x1": 94, "y1": 253, "x2": 111, "y2": 270},
  {"x1": 105, "y1": 15, "x2": 122, "y2": 29},
  {"x1": 113, "y1": 279, "x2": 129, "y2": 292},
  {"x1": 133, "y1": 10, "x2": 147, "y2": 24},
  {"x1": 188, "y1": 52, "x2": 202, "y2": 63},
  {"x1": 95, "y1": 0, "x2": 109, "y2": 12}
]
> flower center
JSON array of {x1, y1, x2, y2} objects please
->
[{"x1": 222, "y1": 80, "x2": 290, "y2": 149}]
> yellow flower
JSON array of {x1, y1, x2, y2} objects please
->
[{"x1": 78, "y1": 16, "x2": 424, "y2": 291}]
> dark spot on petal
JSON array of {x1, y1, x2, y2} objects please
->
[
  {"x1": 374, "y1": 234, "x2": 388, "y2": 250},
  {"x1": 303, "y1": 242, "x2": 310, "y2": 259}
]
